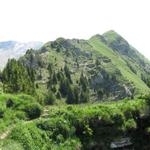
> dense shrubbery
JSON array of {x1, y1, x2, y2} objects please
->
[
  {"x1": 1, "y1": 98, "x2": 148, "y2": 150},
  {"x1": 44, "y1": 91, "x2": 56, "y2": 105},
  {"x1": 0, "y1": 94, "x2": 43, "y2": 133},
  {"x1": 6, "y1": 98, "x2": 14, "y2": 108},
  {"x1": 24, "y1": 103, "x2": 42, "y2": 120},
  {"x1": 10, "y1": 123, "x2": 50, "y2": 150}
]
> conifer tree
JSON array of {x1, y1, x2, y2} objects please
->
[
  {"x1": 59, "y1": 78, "x2": 70, "y2": 97},
  {"x1": 2, "y1": 59, "x2": 35, "y2": 94},
  {"x1": 66, "y1": 86, "x2": 75, "y2": 104},
  {"x1": 64, "y1": 64, "x2": 72, "y2": 83},
  {"x1": 80, "y1": 90, "x2": 89, "y2": 103},
  {"x1": 80, "y1": 72, "x2": 88, "y2": 91}
]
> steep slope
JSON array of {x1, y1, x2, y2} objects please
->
[
  {"x1": 89, "y1": 33, "x2": 150, "y2": 95},
  {"x1": 0, "y1": 41, "x2": 43, "y2": 69},
  {"x1": 18, "y1": 31, "x2": 150, "y2": 101},
  {"x1": 103, "y1": 30, "x2": 150, "y2": 89},
  {"x1": 103, "y1": 30, "x2": 150, "y2": 69}
]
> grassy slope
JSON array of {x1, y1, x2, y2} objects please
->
[
  {"x1": 0, "y1": 93, "x2": 41, "y2": 134},
  {"x1": 89, "y1": 36, "x2": 150, "y2": 95},
  {"x1": 0, "y1": 97, "x2": 147, "y2": 149}
]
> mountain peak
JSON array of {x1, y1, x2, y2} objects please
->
[
  {"x1": 104, "y1": 30, "x2": 117, "y2": 34},
  {"x1": 102, "y1": 30, "x2": 121, "y2": 41}
]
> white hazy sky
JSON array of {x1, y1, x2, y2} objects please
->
[{"x1": 0, "y1": 0, "x2": 150, "y2": 59}]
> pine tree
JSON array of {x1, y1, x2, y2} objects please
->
[
  {"x1": 66, "y1": 86, "x2": 75, "y2": 104},
  {"x1": 52, "y1": 71, "x2": 57, "y2": 84},
  {"x1": 57, "y1": 70, "x2": 64, "y2": 81},
  {"x1": 2, "y1": 59, "x2": 35, "y2": 94},
  {"x1": 0, "y1": 70, "x2": 2, "y2": 82},
  {"x1": 80, "y1": 90, "x2": 89, "y2": 103},
  {"x1": 47, "y1": 63, "x2": 53, "y2": 75},
  {"x1": 64, "y1": 64, "x2": 72, "y2": 83},
  {"x1": 59, "y1": 78, "x2": 70, "y2": 97},
  {"x1": 73, "y1": 86, "x2": 79, "y2": 104},
  {"x1": 80, "y1": 72, "x2": 88, "y2": 91}
]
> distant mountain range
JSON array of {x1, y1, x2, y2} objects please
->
[{"x1": 0, "y1": 41, "x2": 43, "y2": 68}]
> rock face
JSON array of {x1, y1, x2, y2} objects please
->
[{"x1": 0, "y1": 41, "x2": 43, "y2": 69}]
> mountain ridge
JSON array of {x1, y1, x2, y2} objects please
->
[{"x1": 11, "y1": 30, "x2": 149, "y2": 101}]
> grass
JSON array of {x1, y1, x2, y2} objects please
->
[
  {"x1": 0, "y1": 97, "x2": 147, "y2": 149},
  {"x1": 89, "y1": 36, "x2": 150, "y2": 95},
  {"x1": 0, "y1": 93, "x2": 42, "y2": 134}
]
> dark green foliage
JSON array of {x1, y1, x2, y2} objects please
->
[
  {"x1": 0, "y1": 108, "x2": 4, "y2": 118},
  {"x1": 95, "y1": 58, "x2": 101, "y2": 66},
  {"x1": 66, "y1": 85, "x2": 80, "y2": 104},
  {"x1": 37, "y1": 69, "x2": 42, "y2": 80},
  {"x1": 75, "y1": 58, "x2": 79, "y2": 68},
  {"x1": 59, "y1": 78, "x2": 70, "y2": 97},
  {"x1": 6, "y1": 98, "x2": 14, "y2": 108},
  {"x1": 64, "y1": 64, "x2": 72, "y2": 83},
  {"x1": 47, "y1": 66, "x2": 57, "y2": 89},
  {"x1": 44, "y1": 91, "x2": 56, "y2": 105},
  {"x1": 74, "y1": 86, "x2": 80, "y2": 104},
  {"x1": 0, "y1": 70, "x2": 2, "y2": 81},
  {"x1": 52, "y1": 71, "x2": 57, "y2": 84},
  {"x1": 24, "y1": 103, "x2": 42, "y2": 120},
  {"x1": 2, "y1": 59, "x2": 35, "y2": 95},
  {"x1": 57, "y1": 70, "x2": 64, "y2": 81},
  {"x1": 50, "y1": 38, "x2": 65, "y2": 52},
  {"x1": 66, "y1": 86, "x2": 76, "y2": 104},
  {"x1": 97, "y1": 89, "x2": 104, "y2": 99},
  {"x1": 80, "y1": 72, "x2": 88, "y2": 91},
  {"x1": 56, "y1": 91, "x2": 61, "y2": 99},
  {"x1": 47, "y1": 63, "x2": 53, "y2": 74},
  {"x1": 51, "y1": 85, "x2": 57, "y2": 93},
  {"x1": 80, "y1": 90, "x2": 89, "y2": 103}
]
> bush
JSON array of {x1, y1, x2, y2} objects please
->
[
  {"x1": 37, "y1": 118, "x2": 75, "y2": 141},
  {"x1": 80, "y1": 90, "x2": 89, "y2": 103},
  {"x1": 143, "y1": 94, "x2": 150, "y2": 106},
  {"x1": 0, "y1": 108, "x2": 4, "y2": 118},
  {"x1": 24, "y1": 103, "x2": 42, "y2": 120},
  {"x1": 10, "y1": 123, "x2": 50, "y2": 150},
  {"x1": 124, "y1": 119, "x2": 137, "y2": 130},
  {"x1": 15, "y1": 111, "x2": 26, "y2": 120},
  {"x1": 6, "y1": 99, "x2": 14, "y2": 108},
  {"x1": 44, "y1": 91, "x2": 56, "y2": 105},
  {"x1": 56, "y1": 91, "x2": 61, "y2": 99}
]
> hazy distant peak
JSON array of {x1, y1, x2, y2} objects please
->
[{"x1": 0, "y1": 41, "x2": 43, "y2": 69}]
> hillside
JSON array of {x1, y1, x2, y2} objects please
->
[{"x1": 15, "y1": 31, "x2": 150, "y2": 102}]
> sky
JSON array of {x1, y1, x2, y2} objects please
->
[{"x1": 0, "y1": 0, "x2": 150, "y2": 59}]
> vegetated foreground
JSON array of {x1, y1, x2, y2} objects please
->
[
  {"x1": 0, "y1": 93, "x2": 150, "y2": 149},
  {"x1": 0, "y1": 30, "x2": 150, "y2": 149}
]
